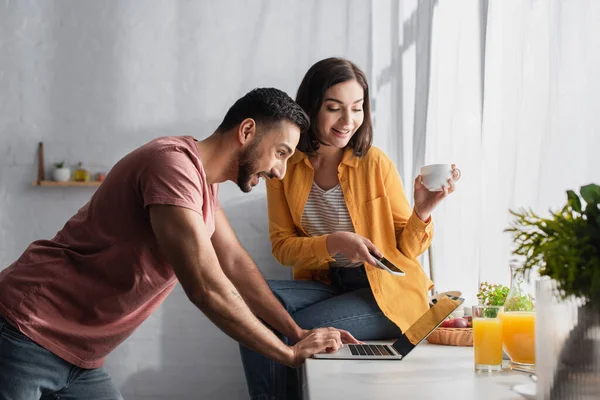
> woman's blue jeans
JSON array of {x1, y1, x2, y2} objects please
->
[{"x1": 239, "y1": 277, "x2": 401, "y2": 400}]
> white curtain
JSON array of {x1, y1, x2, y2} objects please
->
[
  {"x1": 372, "y1": 0, "x2": 600, "y2": 305},
  {"x1": 478, "y1": 0, "x2": 600, "y2": 290}
]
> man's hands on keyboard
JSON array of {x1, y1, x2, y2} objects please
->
[{"x1": 288, "y1": 327, "x2": 361, "y2": 367}]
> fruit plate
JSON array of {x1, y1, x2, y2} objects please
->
[{"x1": 426, "y1": 327, "x2": 473, "y2": 347}]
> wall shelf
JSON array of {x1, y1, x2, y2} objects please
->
[
  {"x1": 32, "y1": 180, "x2": 101, "y2": 187},
  {"x1": 33, "y1": 142, "x2": 102, "y2": 188}
]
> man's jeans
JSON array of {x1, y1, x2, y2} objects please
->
[
  {"x1": 239, "y1": 278, "x2": 402, "y2": 400},
  {"x1": 0, "y1": 316, "x2": 123, "y2": 400}
]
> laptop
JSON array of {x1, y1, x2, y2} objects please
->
[{"x1": 313, "y1": 294, "x2": 464, "y2": 360}]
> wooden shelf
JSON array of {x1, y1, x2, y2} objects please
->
[
  {"x1": 33, "y1": 180, "x2": 101, "y2": 187},
  {"x1": 33, "y1": 142, "x2": 102, "y2": 188}
]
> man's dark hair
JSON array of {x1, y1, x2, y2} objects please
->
[
  {"x1": 295, "y1": 58, "x2": 373, "y2": 157},
  {"x1": 217, "y1": 88, "x2": 309, "y2": 135}
]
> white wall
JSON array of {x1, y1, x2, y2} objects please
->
[{"x1": 0, "y1": 1, "x2": 370, "y2": 398}]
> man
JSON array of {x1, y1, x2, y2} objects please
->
[{"x1": 0, "y1": 88, "x2": 357, "y2": 399}]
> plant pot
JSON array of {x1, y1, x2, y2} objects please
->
[
  {"x1": 536, "y1": 279, "x2": 600, "y2": 399},
  {"x1": 52, "y1": 167, "x2": 71, "y2": 182}
]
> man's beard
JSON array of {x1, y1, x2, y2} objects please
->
[{"x1": 237, "y1": 142, "x2": 261, "y2": 193}]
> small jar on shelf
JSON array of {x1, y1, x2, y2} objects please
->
[{"x1": 73, "y1": 162, "x2": 90, "y2": 182}]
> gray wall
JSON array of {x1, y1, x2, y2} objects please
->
[{"x1": 0, "y1": 1, "x2": 370, "y2": 398}]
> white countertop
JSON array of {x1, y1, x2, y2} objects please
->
[{"x1": 302, "y1": 342, "x2": 533, "y2": 400}]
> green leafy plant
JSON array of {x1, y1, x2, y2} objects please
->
[
  {"x1": 54, "y1": 161, "x2": 65, "y2": 169},
  {"x1": 476, "y1": 282, "x2": 532, "y2": 317},
  {"x1": 505, "y1": 183, "x2": 600, "y2": 304},
  {"x1": 476, "y1": 282, "x2": 509, "y2": 306},
  {"x1": 503, "y1": 280, "x2": 534, "y2": 312}
]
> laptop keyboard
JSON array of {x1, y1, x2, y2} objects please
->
[{"x1": 348, "y1": 344, "x2": 395, "y2": 356}]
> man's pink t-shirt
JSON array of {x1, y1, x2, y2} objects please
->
[{"x1": 0, "y1": 136, "x2": 220, "y2": 369}]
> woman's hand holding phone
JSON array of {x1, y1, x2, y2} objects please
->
[
  {"x1": 325, "y1": 232, "x2": 382, "y2": 267},
  {"x1": 368, "y1": 251, "x2": 406, "y2": 276},
  {"x1": 325, "y1": 232, "x2": 405, "y2": 275}
]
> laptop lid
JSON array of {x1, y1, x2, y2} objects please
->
[{"x1": 392, "y1": 295, "x2": 464, "y2": 357}]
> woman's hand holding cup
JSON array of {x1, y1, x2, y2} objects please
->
[{"x1": 413, "y1": 164, "x2": 461, "y2": 221}]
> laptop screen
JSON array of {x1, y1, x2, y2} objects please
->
[{"x1": 392, "y1": 295, "x2": 464, "y2": 356}]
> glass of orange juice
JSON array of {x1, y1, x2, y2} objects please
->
[
  {"x1": 498, "y1": 311, "x2": 535, "y2": 367},
  {"x1": 500, "y1": 265, "x2": 536, "y2": 368},
  {"x1": 472, "y1": 305, "x2": 504, "y2": 372}
]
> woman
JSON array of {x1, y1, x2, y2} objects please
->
[{"x1": 240, "y1": 57, "x2": 458, "y2": 400}]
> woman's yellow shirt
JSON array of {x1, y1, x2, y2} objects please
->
[{"x1": 265, "y1": 146, "x2": 434, "y2": 332}]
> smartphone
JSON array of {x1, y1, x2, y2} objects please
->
[{"x1": 369, "y1": 251, "x2": 405, "y2": 276}]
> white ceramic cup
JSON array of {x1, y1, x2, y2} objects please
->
[{"x1": 420, "y1": 164, "x2": 461, "y2": 192}]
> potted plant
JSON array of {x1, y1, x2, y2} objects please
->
[
  {"x1": 506, "y1": 183, "x2": 600, "y2": 398},
  {"x1": 477, "y1": 282, "x2": 509, "y2": 307},
  {"x1": 52, "y1": 161, "x2": 71, "y2": 182}
]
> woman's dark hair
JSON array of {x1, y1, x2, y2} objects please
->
[{"x1": 295, "y1": 58, "x2": 373, "y2": 157}]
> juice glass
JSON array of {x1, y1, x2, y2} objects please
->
[
  {"x1": 472, "y1": 305, "x2": 504, "y2": 372},
  {"x1": 501, "y1": 265, "x2": 536, "y2": 368},
  {"x1": 499, "y1": 311, "x2": 536, "y2": 367}
]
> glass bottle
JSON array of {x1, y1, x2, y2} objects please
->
[
  {"x1": 500, "y1": 264, "x2": 536, "y2": 368},
  {"x1": 73, "y1": 162, "x2": 90, "y2": 182}
]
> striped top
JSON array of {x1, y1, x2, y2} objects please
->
[{"x1": 301, "y1": 181, "x2": 360, "y2": 268}]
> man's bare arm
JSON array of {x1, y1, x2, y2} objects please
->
[
  {"x1": 211, "y1": 209, "x2": 305, "y2": 342},
  {"x1": 211, "y1": 209, "x2": 360, "y2": 344},
  {"x1": 149, "y1": 204, "x2": 342, "y2": 366}
]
